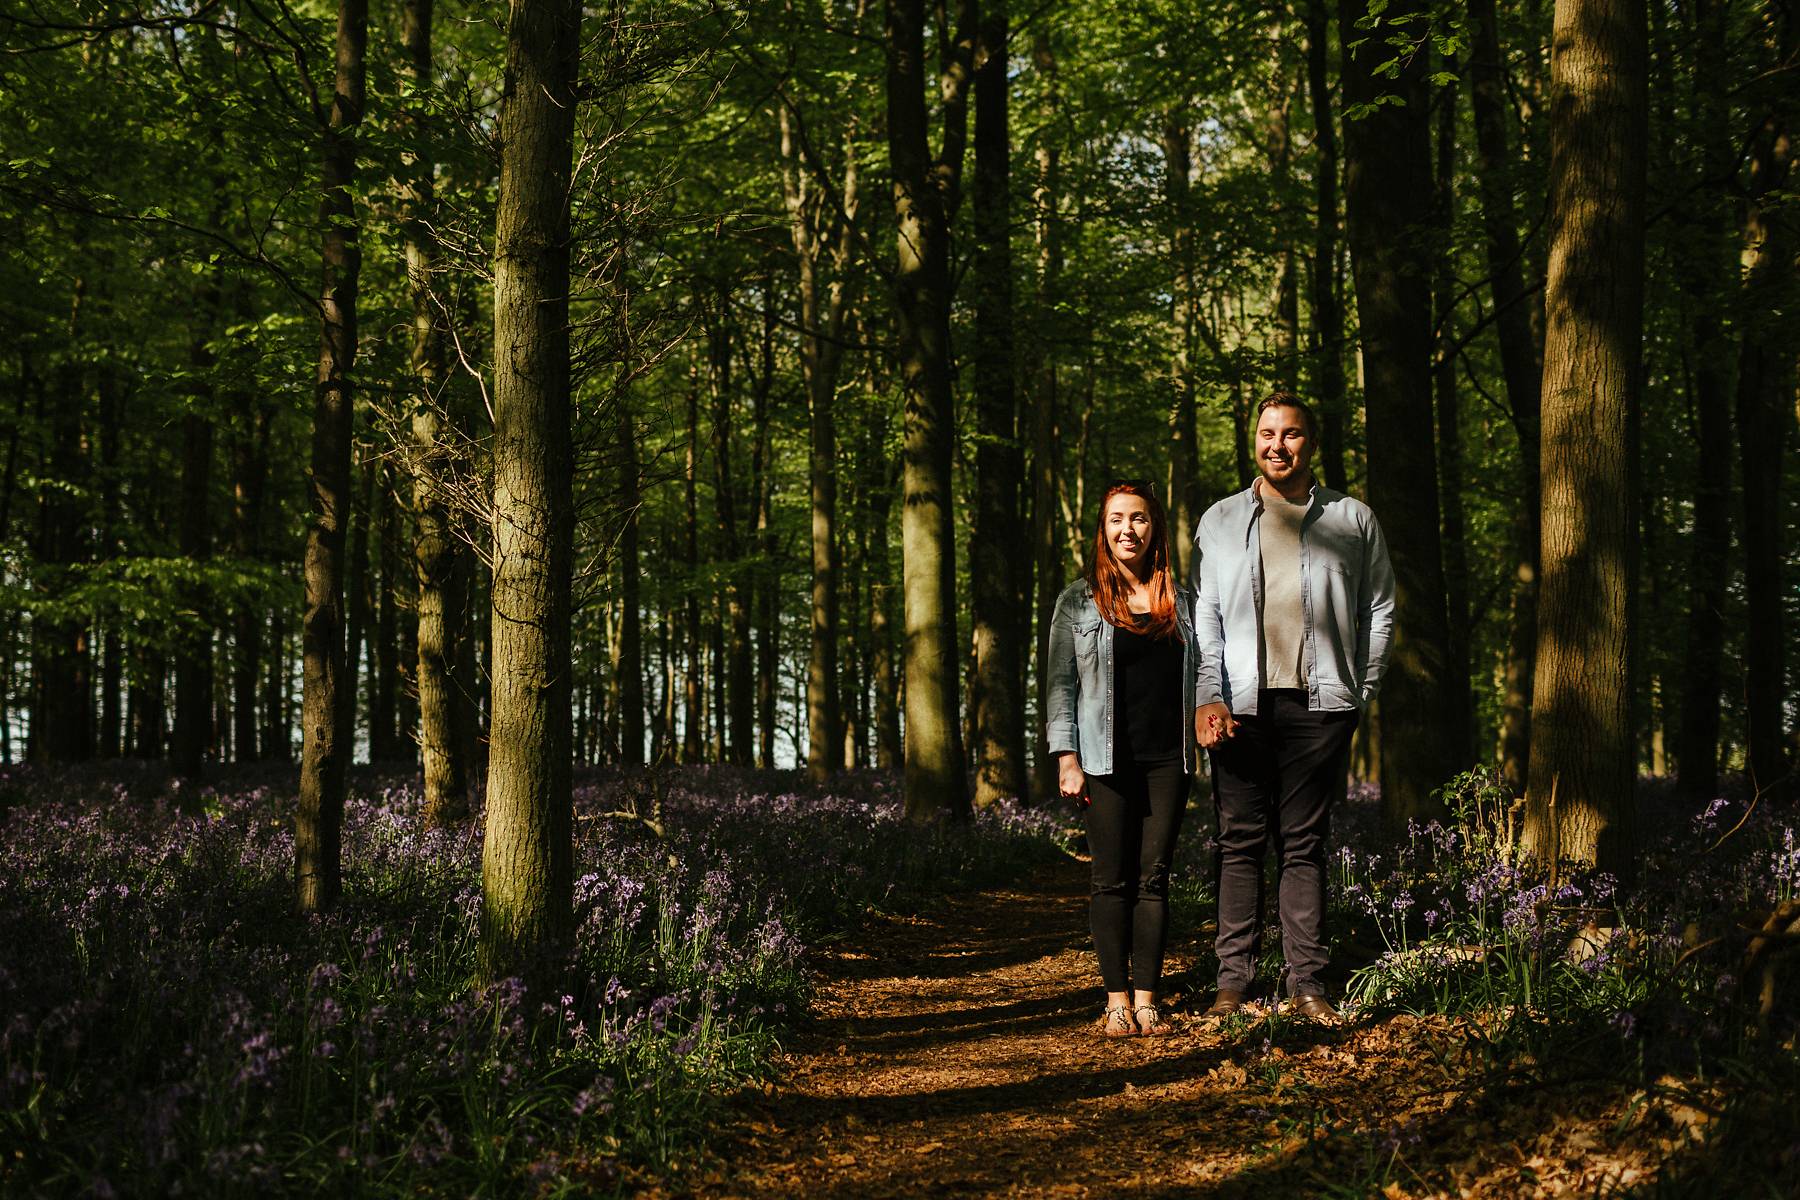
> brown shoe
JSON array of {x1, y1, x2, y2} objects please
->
[
  {"x1": 1134, "y1": 1004, "x2": 1175, "y2": 1036},
  {"x1": 1288, "y1": 993, "x2": 1338, "y2": 1021},
  {"x1": 1201, "y1": 989, "x2": 1244, "y2": 1019},
  {"x1": 1100, "y1": 1004, "x2": 1138, "y2": 1038}
]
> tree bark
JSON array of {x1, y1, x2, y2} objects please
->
[
  {"x1": 403, "y1": 0, "x2": 470, "y2": 820},
  {"x1": 1468, "y1": 0, "x2": 1544, "y2": 796},
  {"x1": 706, "y1": 293, "x2": 752, "y2": 764},
  {"x1": 1305, "y1": 0, "x2": 1348, "y2": 493},
  {"x1": 889, "y1": 0, "x2": 973, "y2": 822},
  {"x1": 1340, "y1": 0, "x2": 1459, "y2": 825},
  {"x1": 479, "y1": 0, "x2": 580, "y2": 983},
  {"x1": 1673, "y1": 0, "x2": 1734, "y2": 803},
  {"x1": 750, "y1": 282, "x2": 778, "y2": 768},
  {"x1": 682, "y1": 373, "x2": 703, "y2": 761},
  {"x1": 778, "y1": 105, "x2": 860, "y2": 783},
  {"x1": 29, "y1": 281, "x2": 92, "y2": 765},
  {"x1": 617, "y1": 395, "x2": 645, "y2": 767},
  {"x1": 969, "y1": 0, "x2": 1026, "y2": 807},
  {"x1": 1163, "y1": 110, "x2": 1201, "y2": 581},
  {"x1": 1735, "y1": 113, "x2": 1795, "y2": 803},
  {"x1": 296, "y1": 0, "x2": 366, "y2": 913},
  {"x1": 1522, "y1": 0, "x2": 1647, "y2": 872},
  {"x1": 231, "y1": 389, "x2": 271, "y2": 764},
  {"x1": 173, "y1": 402, "x2": 214, "y2": 780},
  {"x1": 1433, "y1": 81, "x2": 1472, "y2": 770},
  {"x1": 1028, "y1": 25, "x2": 1062, "y2": 802},
  {"x1": 372, "y1": 467, "x2": 400, "y2": 760}
]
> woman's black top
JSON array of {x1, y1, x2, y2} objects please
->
[{"x1": 1113, "y1": 612, "x2": 1183, "y2": 767}]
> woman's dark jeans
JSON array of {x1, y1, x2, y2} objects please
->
[{"x1": 1085, "y1": 760, "x2": 1188, "y2": 994}]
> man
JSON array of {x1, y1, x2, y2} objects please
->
[{"x1": 1191, "y1": 391, "x2": 1395, "y2": 1020}]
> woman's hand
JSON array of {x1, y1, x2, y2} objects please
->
[
  {"x1": 1195, "y1": 702, "x2": 1237, "y2": 748},
  {"x1": 1055, "y1": 752, "x2": 1087, "y2": 804}
]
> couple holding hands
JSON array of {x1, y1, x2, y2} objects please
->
[{"x1": 1045, "y1": 391, "x2": 1396, "y2": 1038}]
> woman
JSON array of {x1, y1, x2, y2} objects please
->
[{"x1": 1045, "y1": 480, "x2": 1198, "y2": 1038}]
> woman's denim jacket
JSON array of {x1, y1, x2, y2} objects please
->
[{"x1": 1043, "y1": 580, "x2": 1198, "y2": 776}]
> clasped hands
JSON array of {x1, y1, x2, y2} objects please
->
[{"x1": 1195, "y1": 701, "x2": 1237, "y2": 748}]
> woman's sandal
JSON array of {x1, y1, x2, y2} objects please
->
[
  {"x1": 1134, "y1": 1003, "x2": 1174, "y2": 1036},
  {"x1": 1100, "y1": 1004, "x2": 1137, "y2": 1038}
]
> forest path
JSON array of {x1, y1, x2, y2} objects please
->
[{"x1": 670, "y1": 859, "x2": 1655, "y2": 1199}]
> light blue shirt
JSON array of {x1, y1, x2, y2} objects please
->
[{"x1": 1190, "y1": 480, "x2": 1396, "y2": 716}]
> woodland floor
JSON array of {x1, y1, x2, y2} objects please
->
[{"x1": 645, "y1": 857, "x2": 1722, "y2": 1199}]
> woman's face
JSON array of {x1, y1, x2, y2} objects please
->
[{"x1": 1103, "y1": 492, "x2": 1154, "y2": 573}]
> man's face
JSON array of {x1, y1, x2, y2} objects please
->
[{"x1": 1254, "y1": 405, "x2": 1313, "y2": 489}]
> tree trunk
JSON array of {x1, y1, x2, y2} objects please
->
[
  {"x1": 1305, "y1": 0, "x2": 1348, "y2": 493},
  {"x1": 173, "y1": 404, "x2": 214, "y2": 780},
  {"x1": 478, "y1": 0, "x2": 580, "y2": 983},
  {"x1": 1340, "y1": 0, "x2": 1458, "y2": 825},
  {"x1": 751, "y1": 282, "x2": 778, "y2": 768},
  {"x1": 970, "y1": 0, "x2": 1026, "y2": 808},
  {"x1": 30, "y1": 282, "x2": 92, "y2": 765},
  {"x1": 707, "y1": 294, "x2": 752, "y2": 765},
  {"x1": 231, "y1": 393, "x2": 271, "y2": 763},
  {"x1": 97, "y1": 365, "x2": 123, "y2": 759},
  {"x1": 1028, "y1": 25, "x2": 1063, "y2": 802},
  {"x1": 296, "y1": 0, "x2": 366, "y2": 914},
  {"x1": 779, "y1": 105, "x2": 861, "y2": 783},
  {"x1": 682, "y1": 374, "x2": 703, "y2": 761},
  {"x1": 617, "y1": 395, "x2": 645, "y2": 767},
  {"x1": 1163, "y1": 110, "x2": 1201, "y2": 581},
  {"x1": 403, "y1": 0, "x2": 470, "y2": 819},
  {"x1": 1673, "y1": 0, "x2": 1734, "y2": 804},
  {"x1": 1433, "y1": 82, "x2": 1472, "y2": 769},
  {"x1": 345, "y1": 453, "x2": 372, "y2": 757},
  {"x1": 263, "y1": 608, "x2": 288, "y2": 760},
  {"x1": 1522, "y1": 0, "x2": 1647, "y2": 873},
  {"x1": 1468, "y1": 0, "x2": 1545, "y2": 796},
  {"x1": 871, "y1": 453, "x2": 903, "y2": 770},
  {"x1": 1735, "y1": 112, "x2": 1795, "y2": 803},
  {"x1": 372, "y1": 468, "x2": 400, "y2": 760},
  {"x1": 889, "y1": 0, "x2": 973, "y2": 822}
]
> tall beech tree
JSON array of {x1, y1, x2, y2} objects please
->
[
  {"x1": 969, "y1": 0, "x2": 1026, "y2": 808},
  {"x1": 777, "y1": 99, "x2": 861, "y2": 783},
  {"x1": 296, "y1": 0, "x2": 367, "y2": 914},
  {"x1": 1339, "y1": 0, "x2": 1460, "y2": 825},
  {"x1": 1523, "y1": 0, "x2": 1647, "y2": 872},
  {"x1": 888, "y1": 0, "x2": 973, "y2": 822},
  {"x1": 402, "y1": 0, "x2": 470, "y2": 825},
  {"x1": 478, "y1": 0, "x2": 580, "y2": 982}
]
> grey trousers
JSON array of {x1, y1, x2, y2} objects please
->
[{"x1": 1208, "y1": 689, "x2": 1358, "y2": 998}]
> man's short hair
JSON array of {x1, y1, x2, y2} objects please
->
[{"x1": 1256, "y1": 391, "x2": 1318, "y2": 440}]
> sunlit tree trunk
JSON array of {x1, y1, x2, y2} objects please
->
[
  {"x1": 404, "y1": 0, "x2": 470, "y2": 822},
  {"x1": 1523, "y1": 0, "x2": 1647, "y2": 872},
  {"x1": 479, "y1": 0, "x2": 580, "y2": 983},
  {"x1": 231, "y1": 391, "x2": 270, "y2": 764},
  {"x1": 888, "y1": 0, "x2": 972, "y2": 822},
  {"x1": 681, "y1": 373, "x2": 702, "y2": 761},
  {"x1": 296, "y1": 0, "x2": 366, "y2": 914},
  {"x1": 1340, "y1": 0, "x2": 1458, "y2": 825},
  {"x1": 970, "y1": 0, "x2": 1026, "y2": 807}
]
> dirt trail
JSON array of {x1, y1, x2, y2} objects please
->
[{"x1": 677, "y1": 862, "x2": 1662, "y2": 1199}]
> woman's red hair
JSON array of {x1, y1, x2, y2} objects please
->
[{"x1": 1085, "y1": 481, "x2": 1180, "y2": 638}]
